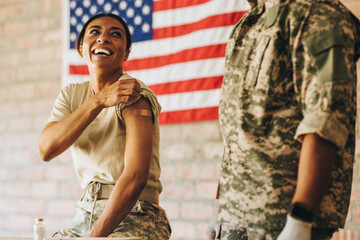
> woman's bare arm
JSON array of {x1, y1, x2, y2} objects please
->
[
  {"x1": 89, "y1": 97, "x2": 153, "y2": 237},
  {"x1": 38, "y1": 78, "x2": 140, "y2": 162}
]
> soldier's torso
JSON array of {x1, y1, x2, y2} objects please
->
[{"x1": 219, "y1": 0, "x2": 357, "y2": 229}]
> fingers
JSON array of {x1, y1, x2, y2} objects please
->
[
  {"x1": 116, "y1": 89, "x2": 139, "y2": 104},
  {"x1": 118, "y1": 78, "x2": 141, "y2": 93},
  {"x1": 115, "y1": 79, "x2": 141, "y2": 100},
  {"x1": 117, "y1": 94, "x2": 138, "y2": 103},
  {"x1": 97, "y1": 78, "x2": 141, "y2": 107}
]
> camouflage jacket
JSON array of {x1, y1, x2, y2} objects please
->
[{"x1": 218, "y1": 0, "x2": 360, "y2": 230}]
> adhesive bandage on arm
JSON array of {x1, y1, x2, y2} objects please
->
[{"x1": 134, "y1": 109, "x2": 152, "y2": 117}]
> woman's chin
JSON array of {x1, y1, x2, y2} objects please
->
[{"x1": 90, "y1": 62, "x2": 122, "y2": 72}]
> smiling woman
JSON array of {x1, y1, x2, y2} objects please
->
[
  {"x1": 77, "y1": 15, "x2": 131, "y2": 82},
  {"x1": 37, "y1": 13, "x2": 171, "y2": 240}
]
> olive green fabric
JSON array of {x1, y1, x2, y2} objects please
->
[{"x1": 305, "y1": 28, "x2": 351, "y2": 83}]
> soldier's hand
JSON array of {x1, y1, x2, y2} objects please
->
[
  {"x1": 95, "y1": 78, "x2": 141, "y2": 108},
  {"x1": 277, "y1": 215, "x2": 312, "y2": 240},
  {"x1": 206, "y1": 200, "x2": 221, "y2": 240}
]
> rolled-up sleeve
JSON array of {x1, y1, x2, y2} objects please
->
[
  {"x1": 294, "y1": 26, "x2": 355, "y2": 150},
  {"x1": 116, "y1": 80, "x2": 161, "y2": 124}
]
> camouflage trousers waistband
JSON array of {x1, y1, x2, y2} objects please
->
[{"x1": 81, "y1": 181, "x2": 159, "y2": 204}]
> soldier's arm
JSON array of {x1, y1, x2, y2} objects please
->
[
  {"x1": 277, "y1": 133, "x2": 337, "y2": 240},
  {"x1": 292, "y1": 133, "x2": 337, "y2": 212}
]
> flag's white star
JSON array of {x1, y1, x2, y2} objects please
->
[
  {"x1": 126, "y1": 8, "x2": 135, "y2": 18},
  {"x1": 104, "y1": 3, "x2": 112, "y2": 12},
  {"x1": 112, "y1": 10, "x2": 119, "y2": 15},
  {"x1": 70, "y1": 17, "x2": 77, "y2": 26},
  {"x1": 82, "y1": 15, "x2": 89, "y2": 24},
  {"x1": 76, "y1": 24, "x2": 83, "y2": 32},
  {"x1": 90, "y1": 6, "x2": 97, "y2": 14},
  {"x1": 128, "y1": 25, "x2": 134, "y2": 35},
  {"x1": 120, "y1": 1, "x2": 127, "y2": 10},
  {"x1": 70, "y1": 0, "x2": 76, "y2": 9},
  {"x1": 142, "y1": 23, "x2": 150, "y2": 33},
  {"x1": 75, "y1": 7, "x2": 83, "y2": 16},
  {"x1": 134, "y1": 15, "x2": 142, "y2": 25},
  {"x1": 83, "y1": 0, "x2": 91, "y2": 8},
  {"x1": 142, "y1": 4, "x2": 150, "y2": 15},
  {"x1": 135, "y1": 0, "x2": 143, "y2": 8},
  {"x1": 70, "y1": 33, "x2": 77, "y2": 42}
]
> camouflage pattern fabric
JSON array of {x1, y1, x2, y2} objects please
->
[
  {"x1": 220, "y1": 225, "x2": 248, "y2": 240},
  {"x1": 220, "y1": 227, "x2": 335, "y2": 240},
  {"x1": 219, "y1": 0, "x2": 359, "y2": 231},
  {"x1": 52, "y1": 195, "x2": 171, "y2": 239}
]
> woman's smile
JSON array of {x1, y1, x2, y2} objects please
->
[{"x1": 92, "y1": 48, "x2": 113, "y2": 56}]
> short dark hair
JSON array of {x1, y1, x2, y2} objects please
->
[{"x1": 75, "y1": 13, "x2": 132, "y2": 57}]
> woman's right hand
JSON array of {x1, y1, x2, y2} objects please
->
[{"x1": 95, "y1": 78, "x2": 141, "y2": 108}]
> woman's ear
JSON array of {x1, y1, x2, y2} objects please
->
[
  {"x1": 124, "y1": 49, "x2": 130, "y2": 61},
  {"x1": 79, "y1": 44, "x2": 83, "y2": 58}
]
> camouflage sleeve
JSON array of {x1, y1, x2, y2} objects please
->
[
  {"x1": 353, "y1": 14, "x2": 360, "y2": 61},
  {"x1": 294, "y1": 2, "x2": 356, "y2": 150}
]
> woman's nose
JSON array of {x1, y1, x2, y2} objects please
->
[{"x1": 97, "y1": 35, "x2": 110, "y2": 43}]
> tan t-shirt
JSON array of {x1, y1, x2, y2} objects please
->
[{"x1": 47, "y1": 73, "x2": 162, "y2": 202}]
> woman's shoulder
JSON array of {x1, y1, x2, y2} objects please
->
[
  {"x1": 117, "y1": 74, "x2": 162, "y2": 121},
  {"x1": 121, "y1": 73, "x2": 152, "y2": 91},
  {"x1": 123, "y1": 73, "x2": 159, "y2": 102}
]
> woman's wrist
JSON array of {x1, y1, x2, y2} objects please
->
[{"x1": 90, "y1": 94, "x2": 106, "y2": 111}]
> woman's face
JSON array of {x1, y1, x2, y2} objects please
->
[{"x1": 80, "y1": 16, "x2": 129, "y2": 71}]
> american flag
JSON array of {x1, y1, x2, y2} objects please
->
[{"x1": 62, "y1": 0, "x2": 250, "y2": 124}]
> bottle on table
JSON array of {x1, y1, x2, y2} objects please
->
[{"x1": 34, "y1": 218, "x2": 45, "y2": 240}]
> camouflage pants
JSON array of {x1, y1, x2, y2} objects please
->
[
  {"x1": 53, "y1": 198, "x2": 171, "y2": 239},
  {"x1": 220, "y1": 226, "x2": 336, "y2": 240}
]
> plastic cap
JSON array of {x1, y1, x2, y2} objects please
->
[{"x1": 35, "y1": 218, "x2": 44, "y2": 224}]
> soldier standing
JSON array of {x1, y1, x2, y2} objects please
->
[{"x1": 207, "y1": 0, "x2": 360, "y2": 239}]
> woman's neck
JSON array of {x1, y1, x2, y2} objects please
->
[{"x1": 89, "y1": 68, "x2": 123, "y2": 94}]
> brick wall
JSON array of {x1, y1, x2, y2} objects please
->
[
  {"x1": 0, "y1": 0, "x2": 359, "y2": 239},
  {"x1": 0, "y1": 0, "x2": 72, "y2": 236}
]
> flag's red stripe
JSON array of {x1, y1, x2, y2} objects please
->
[
  {"x1": 149, "y1": 76, "x2": 222, "y2": 95},
  {"x1": 153, "y1": 0, "x2": 211, "y2": 11},
  {"x1": 153, "y1": 11, "x2": 246, "y2": 39},
  {"x1": 159, "y1": 107, "x2": 219, "y2": 124},
  {"x1": 69, "y1": 65, "x2": 89, "y2": 75},
  {"x1": 124, "y1": 44, "x2": 226, "y2": 71},
  {"x1": 69, "y1": 43, "x2": 226, "y2": 75}
]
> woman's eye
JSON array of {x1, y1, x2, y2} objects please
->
[
  {"x1": 90, "y1": 29, "x2": 99, "y2": 34},
  {"x1": 112, "y1": 32, "x2": 121, "y2": 37}
]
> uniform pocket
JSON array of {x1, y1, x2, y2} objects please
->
[
  {"x1": 229, "y1": 39, "x2": 256, "y2": 73},
  {"x1": 247, "y1": 35, "x2": 271, "y2": 87},
  {"x1": 305, "y1": 28, "x2": 350, "y2": 83}
]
